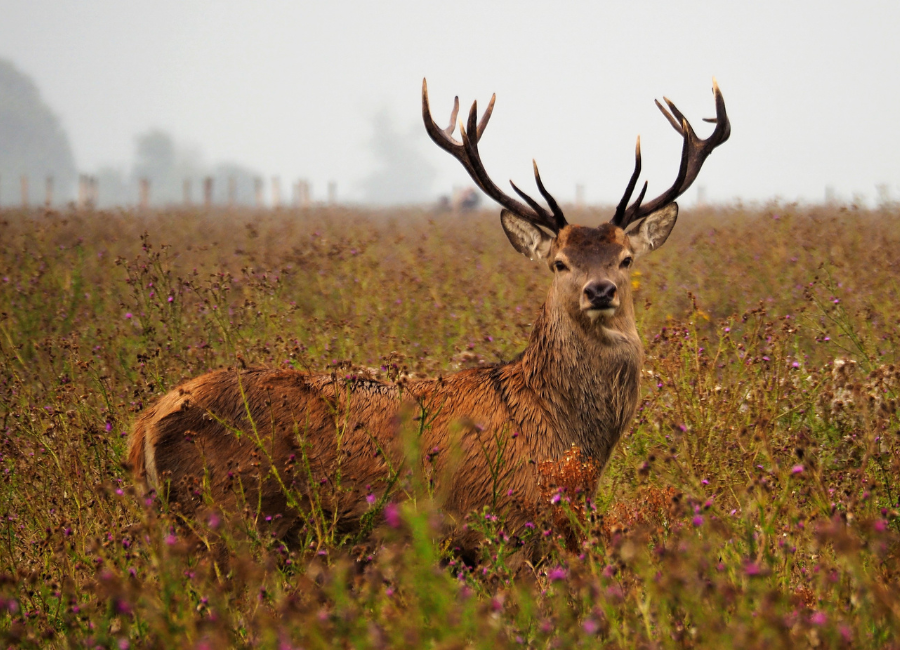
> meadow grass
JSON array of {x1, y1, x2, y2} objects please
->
[{"x1": 0, "y1": 203, "x2": 898, "y2": 648}]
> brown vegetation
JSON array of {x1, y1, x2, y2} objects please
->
[{"x1": 1, "y1": 203, "x2": 899, "y2": 647}]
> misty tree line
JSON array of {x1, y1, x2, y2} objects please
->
[
  {"x1": 96, "y1": 130, "x2": 260, "y2": 208},
  {"x1": 0, "y1": 58, "x2": 262, "y2": 208},
  {"x1": 1, "y1": 56, "x2": 452, "y2": 208}
]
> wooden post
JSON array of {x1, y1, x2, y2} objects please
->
[
  {"x1": 183, "y1": 179, "x2": 192, "y2": 206},
  {"x1": 89, "y1": 176, "x2": 98, "y2": 209},
  {"x1": 44, "y1": 177, "x2": 53, "y2": 208},
  {"x1": 20, "y1": 176, "x2": 28, "y2": 208},
  {"x1": 271, "y1": 176, "x2": 281, "y2": 208},
  {"x1": 327, "y1": 181, "x2": 336, "y2": 205},
  {"x1": 139, "y1": 178, "x2": 150, "y2": 209},
  {"x1": 203, "y1": 177, "x2": 213, "y2": 207},
  {"x1": 298, "y1": 180, "x2": 310, "y2": 208},
  {"x1": 227, "y1": 177, "x2": 236, "y2": 207},
  {"x1": 254, "y1": 177, "x2": 263, "y2": 208}
]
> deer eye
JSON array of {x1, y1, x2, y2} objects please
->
[
  {"x1": 553, "y1": 260, "x2": 568, "y2": 273},
  {"x1": 620, "y1": 256, "x2": 633, "y2": 269}
]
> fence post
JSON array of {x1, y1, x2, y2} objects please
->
[
  {"x1": 228, "y1": 177, "x2": 236, "y2": 207},
  {"x1": 204, "y1": 177, "x2": 213, "y2": 207},
  {"x1": 297, "y1": 180, "x2": 310, "y2": 208},
  {"x1": 44, "y1": 176, "x2": 53, "y2": 208},
  {"x1": 271, "y1": 176, "x2": 281, "y2": 208},
  {"x1": 139, "y1": 178, "x2": 150, "y2": 209},
  {"x1": 20, "y1": 175, "x2": 29, "y2": 208},
  {"x1": 327, "y1": 181, "x2": 336, "y2": 205},
  {"x1": 183, "y1": 179, "x2": 192, "y2": 206},
  {"x1": 89, "y1": 176, "x2": 98, "y2": 209},
  {"x1": 254, "y1": 177, "x2": 264, "y2": 208}
]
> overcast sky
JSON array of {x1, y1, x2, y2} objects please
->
[{"x1": 2, "y1": 1, "x2": 899, "y2": 206}]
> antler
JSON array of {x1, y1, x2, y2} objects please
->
[
  {"x1": 611, "y1": 78, "x2": 730, "y2": 231},
  {"x1": 422, "y1": 79, "x2": 567, "y2": 233}
]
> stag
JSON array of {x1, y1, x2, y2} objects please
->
[{"x1": 129, "y1": 79, "x2": 729, "y2": 548}]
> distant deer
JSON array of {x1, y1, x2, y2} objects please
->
[{"x1": 129, "y1": 79, "x2": 729, "y2": 547}]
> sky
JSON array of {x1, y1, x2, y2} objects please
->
[{"x1": 1, "y1": 1, "x2": 899, "y2": 206}]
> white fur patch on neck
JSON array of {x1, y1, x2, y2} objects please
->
[{"x1": 600, "y1": 326, "x2": 631, "y2": 344}]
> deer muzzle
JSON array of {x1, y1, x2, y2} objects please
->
[{"x1": 582, "y1": 279, "x2": 619, "y2": 321}]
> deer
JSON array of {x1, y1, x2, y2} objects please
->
[{"x1": 128, "y1": 78, "x2": 729, "y2": 552}]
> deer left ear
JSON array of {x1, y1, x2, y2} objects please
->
[{"x1": 626, "y1": 203, "x2": 678, "y2": 258}]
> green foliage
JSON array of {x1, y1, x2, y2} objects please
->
[{"x1": 0, "y1": 204, "x2": 898, "y2": 648}]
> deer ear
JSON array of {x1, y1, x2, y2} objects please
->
[
  {"x1": 500, "y1": 210, "x2": 555, "y2": 260},
  {"x1": 626, "y1": 203, "x2": 678, "y2": 258}
]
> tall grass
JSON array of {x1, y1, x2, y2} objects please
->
[{"x1": 0, "y1": 203, "x2": 898, "y2": 648}]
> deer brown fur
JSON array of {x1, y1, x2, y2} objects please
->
[{"x1": 129, "y1": 80, "x2": 729, "y2": 548}]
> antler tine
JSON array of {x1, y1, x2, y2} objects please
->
[
  {"x1": 612, "y1": 136, "x2": 642, "y2": 227},
  {"x1": 422, "y1": 79, "x2": 462, "y2": 152},
  {"x1": 610, "y1": 79, "x2": 730, "y2": 230},
  {"x1": 532, "y1": 160, "x2": 566, "y2": 226},
  {"x1": 443, "y1": 96, "x2": 460, "y2": 138},
  {"x1": 630, "y1": 181, "x2": 648, "y2": 219},
  {"x1": 655, "y1": 99, "x2": 684, "y2": 134},
  {"x1": 510, "y1": 179, "x2": 547, "y2": 217},
  {"x1": 477, "y1": 94, "x2": 496, "y2": 141}
]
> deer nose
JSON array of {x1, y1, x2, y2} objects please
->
[{"x1": 583, "y1": 280, "x2": 618, "y2": 308}]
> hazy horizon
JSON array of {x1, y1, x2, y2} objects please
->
[{"x1": 2, "y1": 1, "x2": 899, "y2": 207}]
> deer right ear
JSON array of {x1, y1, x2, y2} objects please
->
[
  {"x1": 500, "y1": 209, "x2": 556, "y2": 261},
  {"x1": 625, "y1": 203, "x2": 678, "y2": 258}
]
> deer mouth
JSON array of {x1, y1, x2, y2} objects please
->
[{"x1": 584, "y1": 305, "x2": 617, "y2": 322}]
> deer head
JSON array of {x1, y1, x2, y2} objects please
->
[{"x1": 422, "y1": 79, "x2": 730, "y2": 335}]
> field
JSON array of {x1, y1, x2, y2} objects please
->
[{"x1": 1, "y1": 203, "x2": 899, "y2": 648}]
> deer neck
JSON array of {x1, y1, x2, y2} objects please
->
[{"x1": 516, "y1": 293, "x2": 643, "y2": 467}]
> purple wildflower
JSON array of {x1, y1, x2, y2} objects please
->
[
  {"x1": 547, "y1": 567, "x2": 567, "y2": 582},
  {"x1": 384, "y1": 502, "x2": 401, "y2": 528}
]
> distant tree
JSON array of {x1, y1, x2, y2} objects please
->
[
  {"x1": 0, "y1": 58, "x2": 76, "y2": 206},
  {"x1": 359, "y1": 109, "x2": 436, "y2": 205},
  {"x1": 132, "y1": 129, "x2": 180, "y2": 205}
]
